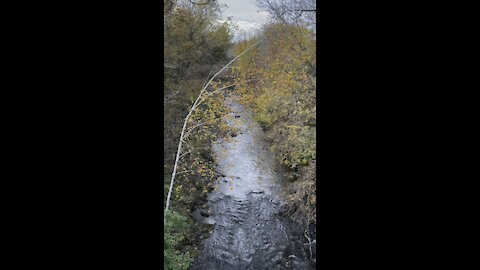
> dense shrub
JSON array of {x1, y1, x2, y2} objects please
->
[
  {"x1": 234, "y1": 22, "x2": 316, "y2": 224},
  {"x1": 164, "y1": 211, "x2": 193, "y2": 270}
]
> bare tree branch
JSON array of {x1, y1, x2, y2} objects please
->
[
  {"x1": 192, "y1": 83, "x2": 236, "y2": 111},
  {"x1": 164, "y1": 39, "x2": 263, "y2": 219},
  {"x1": 188, "y1": 0, "x2": 212, "y2": 6},
  {"x1": 183, "y1": 121, "x2": 211, "y2": 140}
]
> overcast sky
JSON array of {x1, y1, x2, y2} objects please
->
[{"x1": 217, "y1": 0, "x2": 269, "y2": 40}]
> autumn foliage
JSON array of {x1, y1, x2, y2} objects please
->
[
  {"x1": 164, "y1": 0, "x2": 235, "y2": 267},
  {"x1": 233, "y1": 22, "x2": 316, "y2": 224}
]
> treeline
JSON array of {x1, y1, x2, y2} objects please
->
[
  {"x1": 164, "y1": 0, "x2": 235, "y2": 269},
  {"x1": 164, "y1": 0, "x2": 233, "y2": 191},
  {"x1": 233, "y1": 0, "x2": 316, "y2": 225}
]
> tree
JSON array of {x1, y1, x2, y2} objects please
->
[
  {"x1": 164, "y1": 0, "x2": 231, "y2": 174},
  {"x1": 233, "y1": 20, "x2": 316, "y2": 225},
  {"x1": 257, "y1": 0, "x2": 316, "y2": 25},
  {"x1": 165, "y1": 40, "x2": 263, "y2": 216}
]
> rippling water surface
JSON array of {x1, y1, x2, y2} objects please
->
[{"x1": 191, "y1": 96, "x2": 315, "y2": 270}]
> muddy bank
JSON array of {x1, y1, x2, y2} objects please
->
[{"x1": 190, "y1": 96, "x2": 315, "y2": 270}]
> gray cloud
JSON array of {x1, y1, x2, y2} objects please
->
[{"x1": 218, "y1": 0, "x2": 269, "y2": 40}]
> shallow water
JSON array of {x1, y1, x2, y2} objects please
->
[{"x1": 190, "y1": 96, "x2": 315, "y2": 270}]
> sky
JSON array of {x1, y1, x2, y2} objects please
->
[{"x1": 217, "y1": 0, "x2": 269, "y2": 41}]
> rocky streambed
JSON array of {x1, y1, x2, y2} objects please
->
[{"x1": 190, "y1": 95, "x2": 316, "y2": 270}]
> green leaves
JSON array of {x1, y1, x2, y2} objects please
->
[{"x1": 164, "y1": 211, "x2": 193, "y2": 270}]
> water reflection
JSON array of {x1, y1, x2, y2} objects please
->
[{"x1": 190, "y1": 96, "x2": 314, "y2": 270}]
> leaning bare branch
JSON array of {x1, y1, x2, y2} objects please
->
[
  {"x1": 164, "y1": 39, "x2": 264, "y2": 219},
  {"x1": 192, "y1": 83, "x2": 236, "y2": 111},
  {"x1": 193, "y1": 78, "x2": 255, "y2": 111}
]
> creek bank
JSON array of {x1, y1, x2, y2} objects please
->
[{"x1": 190, "y1": 96, "x2": 315, "y2": 270}]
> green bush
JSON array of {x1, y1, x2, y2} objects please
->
[{"x1": 164, "y1": 211, "x2": 193, "y2": 270}]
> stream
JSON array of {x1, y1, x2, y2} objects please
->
[{"x1": 190, "y1": 95, "x2": 316, "y2": 270}]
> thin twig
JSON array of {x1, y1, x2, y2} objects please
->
[
  {"x1": 178, "y1": 150, "x2": 192, "y2": 160},
  {"x1": 192, "y1": 83, "x2": 236, "y2": 111},
  {"x1": 304, "y1": 220, "x2": 313, "y2": 261},
  {"x1": 183, "y1": 121, "x2": 210, "y2": 140}
]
